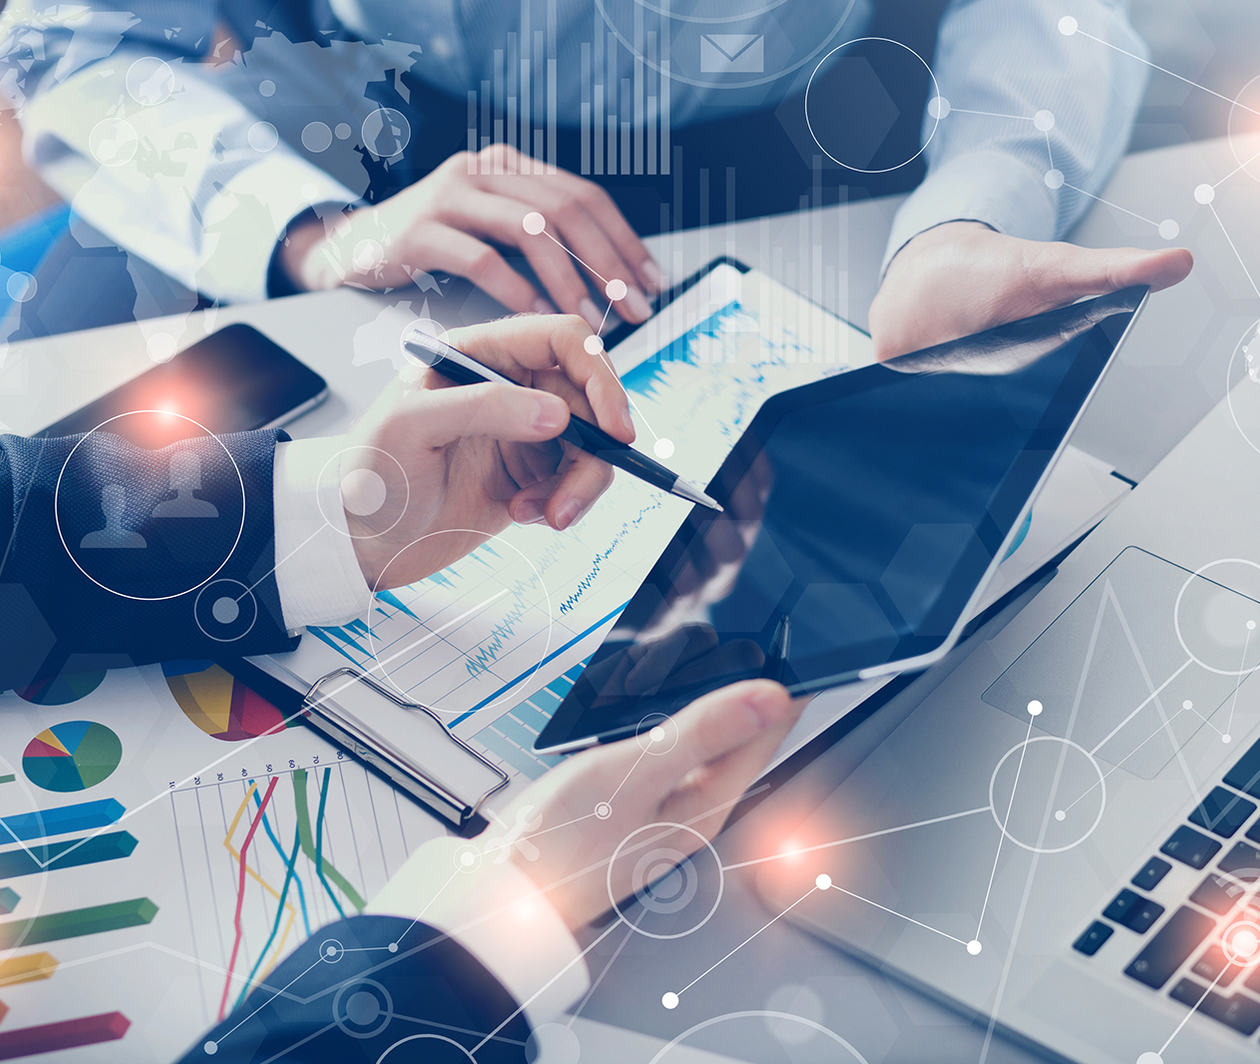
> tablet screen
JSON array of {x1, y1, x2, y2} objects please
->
[{"x1": 536, "y1": 287, "x2": 1147, "y2": 751}]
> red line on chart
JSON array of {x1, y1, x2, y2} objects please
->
[{"x1": 218, "y1": 777, "x2": 279, "y2": 1020}]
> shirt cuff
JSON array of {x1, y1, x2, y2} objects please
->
[
  {"x1": 272, "y1": 437, "x2": 373, "y2": 631},
  {"x1": 367, "y1": 836, "x2": 590, "y2": 1028},
  {"x1": 199, "y1": 152, "x2": 359, "y2": 304},
  {"x1": 882, "y1": 150, "x2": 1059, "y2": 276}
]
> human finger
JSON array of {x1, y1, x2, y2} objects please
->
[
  {"x1": 409, "y1": 381, "x2": 569, "y2": 449},
  {"x1": 437, "y1": 188, "x2": 597, "y2": 320},
  {"x1": 400, "y1": 222, "x2": 541, "y2": 312},
  {"x1": 1024, "y1": 243, "x2": 1193, "y2": 306},
  {"x1": 543, "y1": 450, "x2": 615, "y2": 530},
  {"x1": 446, "y1": 315, "x2": 634, "y2": 443}
]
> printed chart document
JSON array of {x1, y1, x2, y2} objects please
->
[{"x1": 254, "y1": 263, "x2": 874, "y2": 806}]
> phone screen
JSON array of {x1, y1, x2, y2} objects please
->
[{"x1": 37, "y1": 324, "x2": 327, "y2": 447}]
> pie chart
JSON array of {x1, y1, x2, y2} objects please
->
[
  {"x1": 162, "y1": 661, "x2": 287, "y2": 742},
  {"x1": 22, "y1": 721, "x2": 123, "y2": 792}
]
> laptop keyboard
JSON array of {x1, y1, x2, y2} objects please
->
[{"x1": 1073, "y1": 736, "x2": 1260, "y2": 1037}]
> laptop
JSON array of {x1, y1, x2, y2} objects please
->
[{"x1": 757, "y1": 332, "x2": 1260, "y2": 1062}]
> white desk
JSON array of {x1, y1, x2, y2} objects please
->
[{"x1": 4, "y1": 135, "x2": 1259, "y2": 1063}]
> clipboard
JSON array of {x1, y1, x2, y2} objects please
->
[{"x1": 227, "y1": 657, "x2": 511, "y2": 835}]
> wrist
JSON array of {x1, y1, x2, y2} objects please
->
[
  {"x1": 277, "y1": 217, "x2": 333, "y2": 292},
  {"x1": 885, "y1": 220, "x2": 995, "y2": 276}
]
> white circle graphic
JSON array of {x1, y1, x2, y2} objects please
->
[
  {"x1": 54, "y1": 411, "x2": 246, "y2": 601},
  {"x1": 804, "y1": 38, "x2": 941, "y2": 174}
]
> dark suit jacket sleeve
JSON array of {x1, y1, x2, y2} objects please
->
[
  {"x1": 176, "y1": 915, "x2": 533, "y2": 1063},
  {"x1": 0, "y1": 429, "x2": 299, "y2": 692}
]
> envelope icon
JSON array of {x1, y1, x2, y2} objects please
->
[{"x1": 699, "y1": 34, "x2": 764, "y2": 74}]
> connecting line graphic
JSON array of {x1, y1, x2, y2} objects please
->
[
  {"x1": 939, "y1": 96, "x2": 1177, "y2": 240},
  {"x1": 520, "y1": 209, "x2": 673, "y2": 451},
  {"x1": 660, "y1": 886, "x2": 817, "y2": 1009},
  {"x1": 470, "y1": 918, "x2": 626, "y2": 1054},
  {"x1": 823, "y1": 882, "x2": 971, "y2": 949},
  {"x1": 1072, "y1": 24, "x2": 1260, "y2": 118},
  {"x1": 566, "y1": 924, "x2": 636, "y2": 1029},
  {"x1": 1088, "y1": 659, "x2": 1193, "y2": 758},
  {"x1": 189, "y1": 787, "x2": 776, "y2": 1058},
  {"x1": 718, "y1": 806, "x2": 991, "y2": 872},
  {"x1": 1226, "y1": 626, "x2": 1255, "y2": 739},
  {"x1": 1207, "y1": 201, "x2": 1260, "y2": 301},
  {"x1": 974, "y1": 713, "x2": 1036, "y2": 948},
  {"x1": 1156, "y1": 961, "x2": 1232, "y2": 1058}
]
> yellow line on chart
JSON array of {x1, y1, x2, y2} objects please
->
[{"x1": 222, "y1": 783, "x2": 298, "y2": 977}]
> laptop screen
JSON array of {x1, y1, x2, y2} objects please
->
[{"x1": 536, "y1": 287, "x2": 1147, "y2": 751}]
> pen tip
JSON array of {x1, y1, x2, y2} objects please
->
[{"x1": 674, "y1": 479, "x2": 722, "y2": 512}]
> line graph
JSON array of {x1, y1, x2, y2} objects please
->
[{"x1": 168, "y1": 755, "x2": 418, "y2": 1026}]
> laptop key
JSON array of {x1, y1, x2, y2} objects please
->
[
  {"x1": 1161, "y1": 825, "x2": 1222, "y2": 870},
  {"x1": 1189, "y1": 786, "x2": 1257, "y2": 839},
  {"x1": 1132, "y1": 856, "x2": 1172, "y2": 892},
  {"x1": 1072, "y1": 921, "x2": 1113, "y2": 957},
  {"x1": 1223, "y1": 737, "x2": 1260, "y2": 798},
  {"x1": 1243, "y1": 963, "x2": 1260, "y2": 996},
  {"x1": 1104, "y1": 888, "x2": 1141, "y2": 924},
  {"x1": 1122, "y1": 897, "x2": 1165, "y2": 934},
  {"x1": 1168, "y1": 978, "x2": 1260, "y2": 1035},
  {"x1": 1189, "y1": 872, "x2": 1245, "y2": 916},
  {"x1": 1219, "y1": 841, "x2": 1260, "y2": 882},
  {"x1": 1125, "y1": 906, "x2": 1215, "y2": 989},
  {"x1": 1245, "y1": 818, "x2": 1260, "y2": 845},
  {"x1": 1191, "y1": 945, "x2": 1241, "y2": 987}
]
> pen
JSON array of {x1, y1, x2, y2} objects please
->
[{"x1": 402, "y1": 330, "x2": 723, "y2": 512}]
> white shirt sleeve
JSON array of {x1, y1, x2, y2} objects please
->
[
  {"x1": 13, "y1": 36, "x2": 359, "y2": 303},
  {"x1": 883, "y1": 0, "x2": 1150, "y2": 272},
  {"x1": 272, "y1": 438, "x2": 373, "y2": 632},
  {"x1": 367, "y1": 836, "x2": 590, "y2": 1029}
]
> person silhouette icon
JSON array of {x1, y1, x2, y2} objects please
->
[
  {"x1": 152, "y1": 451, "x2": 219, "y2": 518},
  {"x1": 80, "y1": 483, "x2": 147, "y2": 549}
]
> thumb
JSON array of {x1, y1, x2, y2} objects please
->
[
  {"x1": 1033, "y1": 244, "x2": 1193, "y2": 304},
  {"x1": 645, "y1": 680, "x2": 796, "y2": 788},
  {"x1": 412, "y1": 382, "x2": 571, "y2": 448}
]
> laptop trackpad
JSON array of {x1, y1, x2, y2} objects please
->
[{"x1": 982, "y1": 546, "x2": 1259, "y2": 778}]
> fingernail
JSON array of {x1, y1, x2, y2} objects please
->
[
  {"x1": 620, "y1": 407, "x2": 635, "y2": 438},
  {"x1": 532, "y1": 298, "x2": 553, "y2": 315},
  {"x1": 579, "y1": 298, "x2": 602, "y2": 330},
  {"x1": 534, "y1": 396, "x2": 567, "y2": 433},
  {"x1": 556, "y1": 498, "x2": 583, "y2": 530},
  {"x1": 745, "y1": 684, "x2": 789, "y2": 727},
  {"x1": 641, "y1": 259, "x2": 666, "y2": 292},
  {"x1": 623, "y1": 286, "x2": 652, "y2": 322},
  {"x1": 515, "y1": 499, "x2": 545, "y2": 524}
]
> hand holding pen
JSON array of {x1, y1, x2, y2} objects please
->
[{"x1": 402, "y1": 320, "x2": 722, "y2": 512}]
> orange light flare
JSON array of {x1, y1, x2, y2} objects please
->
[
  {"x1": 737, "y1": 819, "x2": 839, "y2": 900},
  {"x1": 1221, "y1": 918, "x2": 1260, "y2": 970}
]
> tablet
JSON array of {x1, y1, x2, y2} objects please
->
[{"x1": 535, "y1": 286, "x2": 1149, "y2": 753}]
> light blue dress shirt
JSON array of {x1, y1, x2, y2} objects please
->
[{"x1": 0, "y1": 0, "x2": 1149, "y2": 303}]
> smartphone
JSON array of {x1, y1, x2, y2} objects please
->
[{"x1": 37, "y1": 324, "x2": 328, "y2": 447}]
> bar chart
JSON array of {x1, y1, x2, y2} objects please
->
[
  {"x1": 462, "y1": 2, "x2": 674, "y2": 175},
  {"x1": 0, "y1": 791, "x2": 147, "y2": 1057}
]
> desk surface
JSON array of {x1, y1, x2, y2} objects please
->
[{"x1": 4, "y1": 134, "x2": 1259, "y2": 1064}]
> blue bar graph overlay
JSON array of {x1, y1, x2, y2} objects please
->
[
  {"x1": 473, "y1": 664, "x2": 588, "y2": 780},
  {"x1": 0, "y1": 799, "x2": 124, "y2": 843}
]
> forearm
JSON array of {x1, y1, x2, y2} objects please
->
[
  {"x1": 885, "y1": 0, "x2": 1149, "y2": 267},
  {"x1": 5, "y1": 4, "x2": 358, "y2": 302},
  {"x1": 0, "y1": 430, "x2": 297, "y2": 691}
]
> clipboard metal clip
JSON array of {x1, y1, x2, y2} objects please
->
[{"x1": 302, "y1": 667, "x2": 510, "y2": 832}]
